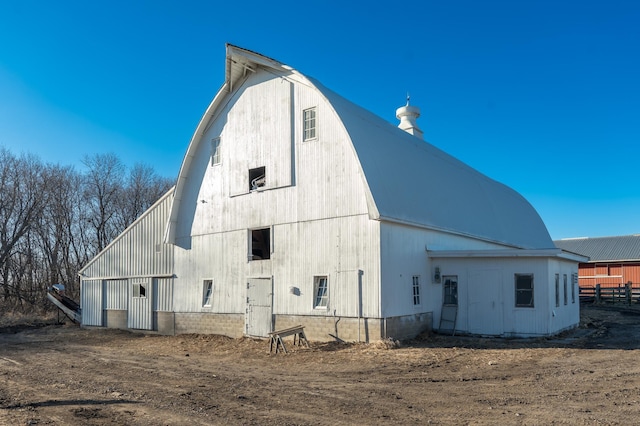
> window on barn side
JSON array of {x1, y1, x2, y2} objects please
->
[
  {"x1": 250, "y1": 228, "x2": 271, "y2": 261},
  {"x1": 202, "y1": 280, "x2": 213, "y2": 307},
  {"x1": 249, "y1": 166, "x2": 266, "y2": 191},
  {"x1": 412, "y1": 275, "x2": 421, "y2": 305},
  {"x1": 571, "y1": 273, "x2": 577, "y2": 303},
  {"x1": 515, "y1": 274, "x2": 534, "y2": 308},
  {"x1": 211, "y1": 137, "x2": 221, "y2": 166},
  {"x1": 303, "y1": 107, "x2": 317, "y2": 141},
  {"x1": 555, "y1": 274, "x2": 560, "y2": 307},
  {"x1": 313, "y1": 276, "x2": 328, "y2": 309},
  {"x1": 563, "y1": 274, "x2": 568, "y2": 305}
]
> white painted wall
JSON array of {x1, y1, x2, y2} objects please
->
[
  {"x1": 171, "y1": 68, "x2": 380, "y2": 318},
  {"x1": 379, "y1": 222, "x2": 511, "y2": 318},
  {"x1": 431, "y1": 256, "x2": 579, "y2": 336}
]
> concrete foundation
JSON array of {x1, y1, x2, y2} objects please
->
[
  {"x1": 98, "y1": 310, "x2": 432, "y2": 342},
  {"x1": 155, "y1": 311, "x2": 176, "y2": 335},
  {"x1": 105, "y1": 310, "x2": 127, "y2": 329},
  {"x1": 174, "y1": 312, "x2": 244, "y2": 337}
]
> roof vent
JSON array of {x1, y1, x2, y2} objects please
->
[{"x1": 395, "y1": 95, "x2": 423, "y2": 140}]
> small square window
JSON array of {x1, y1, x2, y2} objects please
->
[
  {"x1": 249, "y1": 166, "x2": 265, "y2": 191},
  {"x1": 250, "y1": 228, "x2": 271, "y2": 260},
  {"x1": 515, "y1": 274, "x2": 534, "y2": 307},
  {"x1": 303, "y1": 107, "x2": 317, "y2": 141},
  {"x1": 211, "y1": 137, "x2": 221, "y2": 165},
  {"x1": 412, "y1": 275, "x2": 421, "y2": 305},
  {"x1": 203, "y1": 280, "x2": 213, "y2": 307},
  {"x1": 314, "y1": 276, "x2": 328, "y2": 308}
]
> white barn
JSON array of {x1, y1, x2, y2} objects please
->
[{"x1": 79, "y1": 44, "x2": 586, "y2": 341}]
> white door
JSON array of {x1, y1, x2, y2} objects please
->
[
  {"x1": 245, "y1": 278, "x2": 273, "y2": 337},
  {"x1": 81, "y1": 280, "x2": 103, "y2": 326},
  {"x1": 468, "y1": 269, "x2": 504, "y2": 335},
  {"x1": 128, "y1": 277, "x2": 153, "y2": 330}
]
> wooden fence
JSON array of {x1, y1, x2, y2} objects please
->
[{"x1": 579, "y1": 283, "x2": 640, "y2": 305}]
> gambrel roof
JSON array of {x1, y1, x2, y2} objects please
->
[
  {"x1": 554, "y1": 235, "x2": 640, "y2": 262},
  {"x1": 166, "y1": 44, "x2": 554, "y2": 250}
]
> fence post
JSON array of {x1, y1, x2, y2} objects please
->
[
  {"x1": 626, "y1": 281, "x2": 632, "y2": 305},
  {"x1": 595, "y1": 284, "x2": 601, "y2": 304}
]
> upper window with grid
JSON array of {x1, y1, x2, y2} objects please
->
[{"x1": 303, "y1": 107, "x2": 317, "y2": 141}]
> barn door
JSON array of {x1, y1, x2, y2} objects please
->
[
  {"x1": 468, "y1": 269, "x2": 504, "y2": 336},
  {"x1": 128, "y1": 277, "x2": 153, "y2": 330},
  {"x1": 245, "y1": 277, "x2": 273, "y2": 337}
]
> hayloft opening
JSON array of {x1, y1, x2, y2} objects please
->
[
  {"x1": 249, "y1": 166, "x2": 265, "y2": 191},
  {"x1": 250, "y1": 228, "x2": 271, "y2": 260}
]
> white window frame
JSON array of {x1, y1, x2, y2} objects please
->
[
  {"x1": 303, "y1": 107, "x2": 317, "y2": 141},
  {"x1": 563, "y1": 274, "x2": 568, "y2": 305},
  {"x1": 211, "y1": 137, "x2": 221, "y2": 166},
  {"x1": 412, "y1": 275, "x2": 421, "y2": 306},
  {"x1": 313, "y1": 275, "x2": 329, "y2": 309},
  {"x1": 571, "y1": 273, "x2": 577, "y2": 303},
  {"x1": 202, "y1": 280, "x2": 213, "y2": 307},
  {"x1": 555, "y1": 273, "x2": 560, "y2": 307}
]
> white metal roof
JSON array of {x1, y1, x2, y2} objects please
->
[{"x1": 313, "y1": 81, "x2": 554, "y2": 249}]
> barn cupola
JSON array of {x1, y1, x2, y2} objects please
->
[{"x1": 395, "y1": 95, "x2": 423, "y2": 140}]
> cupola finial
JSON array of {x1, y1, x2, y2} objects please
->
[{"x1": 396, "y1": 94, "x2": 423, "y2": 140}]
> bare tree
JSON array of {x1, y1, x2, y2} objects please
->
[
  {"x1": 82, "y1": 153, "x2": 126, "y2": 253},
  {"x1": 0, "y1": 146, "x2": 174, "y2": 312},
  {"x1": 0, "y1": 149, "x2": 49, "y2": 302},
  {"x1": 116, "y1": 163, "x2": 173, "y2": 230}
]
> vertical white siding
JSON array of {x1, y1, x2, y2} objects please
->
[
  {"x1": 172, "y1": 70, "x2": 378, "y2": 320},
  {"x1": 154, "y1": 277, "x2": 174, "y2": 312},
  {"x1": 380, "y1": 223, "x2": 513, "y2": 318},
  {"x1": 81, "y1": 190, "x2": 174, "y2": 278},
  {"x1": 105, "y1": 279, "x2": 128, "y2": 310}
]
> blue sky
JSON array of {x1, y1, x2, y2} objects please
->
[{"x1": 0, "y1": 0, "x2": 638, "y2": 240}]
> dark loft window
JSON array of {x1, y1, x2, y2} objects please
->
[
  {"x1": 249, "y1": 166, "x2": 265, "y2": 191},
  {"x1": 250, "y1": 228, "x2": 271, "y2": 260},
  {"x1": 515, "y1": 274, "x2": 534, "y2": 307}
]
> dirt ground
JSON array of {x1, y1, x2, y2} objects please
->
[{"x1": 2, "y1": 305, "x2": 640, "y2": 425}]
